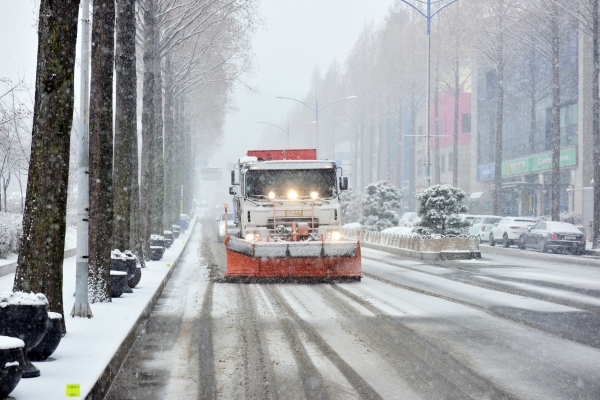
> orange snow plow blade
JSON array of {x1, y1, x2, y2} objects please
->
[{"x1": 224, "y1": 237, "x2": 361, "y2": 281}]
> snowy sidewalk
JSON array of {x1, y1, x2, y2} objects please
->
[{"x1": 0, "y1": 219, "x2": 196, "y2": 399}]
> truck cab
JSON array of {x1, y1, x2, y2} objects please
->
[{"x1": 229, "y1": 150, "x2": 348, "y2": 242}]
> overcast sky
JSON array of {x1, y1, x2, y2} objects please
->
[
  {"x1": 219, "y1": 0, "x2": 396, "y2": 165},
  {"x1": 0, "y1": 0, "x2": 397, "y2": 167}
]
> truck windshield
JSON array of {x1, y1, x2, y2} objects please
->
[{"x1": 245, "y1": 169, "x2": 337, "y2": 199}]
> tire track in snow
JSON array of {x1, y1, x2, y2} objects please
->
[
  {"x1": 264, "y1": 285, "x2": 383, "y2": 400},
  {"x1": 360, "y1": 270, "x2": 600, "y2": 349},
  {"x1": 327, "y1": 283, "x2": 516, "y2": 400}
]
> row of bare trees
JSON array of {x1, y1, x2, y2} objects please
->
[
  {"x1": 272, "y1": 0, "x2": 597, "y2": 237},
  {"x1": 13, "y1": 0, "x2": 257, "y2": 331},
  {"x1": 0, "y1": 78, "x2": 31, "y2": 213}
]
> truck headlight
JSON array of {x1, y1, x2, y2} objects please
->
[
  {"x1": 245, "y1": 232, "x2": 261, "y2": 242},
  {"x1": 288, "y1": 190, "x2": 298, "y2": 199},
  {"x1": 326, "y1": 230, "x2": 341, "y2": 240}
]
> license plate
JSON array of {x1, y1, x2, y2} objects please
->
[
  {"x1": 285, "y1": 210, "x2": 303, "y2": 217},
  {"x1": 563, "y1": 236, "x2": 576, "y2": 240}
]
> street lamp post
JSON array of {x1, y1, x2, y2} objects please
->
[
  {"x1": 399, "y1": 0, "x2": 458, "y2": 188},
  {"x1": 258, "y1": 121, "x2": 316, "y2": 149},
  {"x1": 276, "y1": 94, "x2": 357, "y2": 156}
]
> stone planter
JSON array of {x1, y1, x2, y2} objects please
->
[
  {"x1": 27, "y1": 312, "x2": 62, "y2": 361},
  {"x1": 111, "y1": 250, "x2": 133, "y2": 293},
  {"x1": 0, "y1": 335, "x2": 25, "y2": 399},
  {"x1": 163, "y1": 231, "x2": 174, "y2": 248},
  {"x1": 0, "y1": 293, "x2": 49, "y2": 379},
  {"x1": 110, "y1": 271, "x2": 128, "y2": 298},
  {"x1": 149, "y1": 246, "x2": 164, "y2": 261},
  {"x1": 128, "y1": 265, "x2": 142, "y2": 288}
]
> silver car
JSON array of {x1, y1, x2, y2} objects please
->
[
  {"x1": 217, "y1": 211, "x2": 239, "y2": 242},
  {"x1": 469, "y1": 215, "x2": 503, "y2": 242}
]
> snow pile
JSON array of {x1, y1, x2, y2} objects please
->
[
  {"x1": 0, "y1": 291, "x2": 48, "y2": 308},
  {"x1": 123, "y1": 250, "x2": 137, "y2": 260},
  {"x1": 110, "y1": 249, "x2": 127, "y2": 260},
  {"x1": 0, "y1": 212, "x2": 22, "y2": 259},
  {"x1": 381, "y1": 226, "x2": 415, "y2": 236},
  {"x1": 48, "y1": 311, "x2": 62, "y2": 320},
  {"x1": 0, "y1": 336, "x2": 24, "y2": 350},
  {"x1": 343, "y1": 222, "x2": 361, "y2": 229}
]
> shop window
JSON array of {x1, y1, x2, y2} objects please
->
[
  {"x1": 448, "y1": 152, "x2": 453, "y2": 171},
  {"x1": 441, "y1": 154, "x2": 446, "y2": 172}
]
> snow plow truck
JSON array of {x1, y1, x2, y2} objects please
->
[{"x1": 223, "y1": 149, "x2": 361, "y2": 281}]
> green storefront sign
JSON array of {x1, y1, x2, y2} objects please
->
[{"x1": 502, "y1": 148, "x2": 577, "y2": 176}]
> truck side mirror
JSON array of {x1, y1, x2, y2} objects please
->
[
  {"x1": 231, "y1": 170, "x2": 236, "y2": 185},
  {"x1": 229, "y1": 186, "x2": 238, "y2": 195},
  {"x1": 339, "y1": 177, "x2": 348, "y2": 191}
]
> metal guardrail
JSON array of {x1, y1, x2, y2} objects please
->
[{"x1": 341, "y1": 228, "x2": 480, "y2": 252}]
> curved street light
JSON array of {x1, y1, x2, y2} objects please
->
[
  {"x1": 258, "y1": 120, "x2": 316, "y2": 149},
  {"x1": 276, "y1": 94, "x2": 357, "y2": 155}
]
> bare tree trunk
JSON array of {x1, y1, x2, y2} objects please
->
[
  {"x1": 593, "y1": 0, "x2": 600, "y2": 248},
  {"x1": 88, "y1": 0, "x2": 115, "y2": 303},
  {"x1": 494, "y1": 58, "x2": 505, "y2": 216},
  {"x1": 434, "y1": 60, "x2": 441, "y2": 185},
  {"x1": 397, "y1": 99, "x2": 403, "y2": 191},
  {"x1": 113, "y1": 0, "x2": 136, "y2": 251},
  {"x1": 141, "y1": 3, "x2": 156, "y2": 259},
  {"x1": 152, "y1": 38, "x2": 164, "y2": 234},
  {"x1": 163, "y1": 57, "x2": 175, "y2": 229},
  {"x1": 529, "y1": 51, "x2": 538, "y2": 154},
  {"x1": 551, "y1": 12, "x2": 561, "y2": 221},
  {"x1": 453, "y1": 44, "x2": 460, "y2": 187},
  {"x1": 409, "y1": 97, "x2": 417, "y2": 211},
  {"x1": 14, "y1": 0, "x2": 79, "y2": 334}
]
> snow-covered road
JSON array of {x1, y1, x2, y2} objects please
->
[{"x1": 105, "y1": 221, "x2": 600, "y2": 399}]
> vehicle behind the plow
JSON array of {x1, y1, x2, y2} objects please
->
[{"x1": 224, "y1": 237, "x2": 361, "y2": 282}]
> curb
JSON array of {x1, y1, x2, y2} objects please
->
[
  {"x1": 479, "y1": 243, "x2": 600, "y2": 267},
  {"x1": 85, "y1": 219, "x2": 197, "y2": 400},
  {"x1": 360, "y1": 241, "x2": 481, "y2": 261}
]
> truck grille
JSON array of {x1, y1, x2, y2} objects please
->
[{"x1": 267, "y1": 217, "x2": 319, "y2": 229}]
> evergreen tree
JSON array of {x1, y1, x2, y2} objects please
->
[
  {"x1": 413, "y1": 184, "x2": 468, "y2": 235},
  {"x1": 360, "y1": 180, "x2": 402, "y2": 231},
  {"x1": 340, "y1": 187, "x2": 363, "y2": 224}
]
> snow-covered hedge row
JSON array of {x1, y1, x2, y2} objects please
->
[{"x1": 0, "y1": 212, "x2": 22, "y2": 259}]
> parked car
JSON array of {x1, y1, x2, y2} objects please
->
[
  {"x1": 459, "y1": 214, "x2": 476, "y2": 235},
  {"x1": 489, "y1": 217, "x2": 536, "y2": 247},
  {"x1": 469, "y1": 215, "x2": 503, "y2": 242},
  {"x1": 217, "y1": 211, "x2": 239, "y2": 242},
  {"x1": 519, "y1": 221, "x2": 585, "y2": 254},
  {"x1": 399, "y1": 212, "x2": 419, "y2": 228}
]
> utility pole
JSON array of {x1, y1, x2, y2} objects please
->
[
  {"x1": 72, "y1": 0, "x2": 92, "y2": 318},
  {"x1": 400, "y1": 0, "x2": 458, "y2": 188}
]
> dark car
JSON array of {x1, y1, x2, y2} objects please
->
[{"x1": 519, "y1": 221, "x2": 585, "y2": 254}]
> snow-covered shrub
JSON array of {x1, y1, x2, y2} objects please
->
[
  {"x1": 360, "y1": 180, "x2": 402, "y2": 232},
  {"x1": 0, "y1": 212, "x2": 22, "y2": 258},
  {"x1": 340, "y1": 187, "x2": 363, "y2": 224},
  {"x1": 5, "y1": 192, "x2": 25, "y2": 214},
  {"x1": 413, "y1": 184, "x2": 469, "y2": 236}
]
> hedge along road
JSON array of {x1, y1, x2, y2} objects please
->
[{"x1": 105, "y1": 219, "x2": 600, "y2": 400}]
